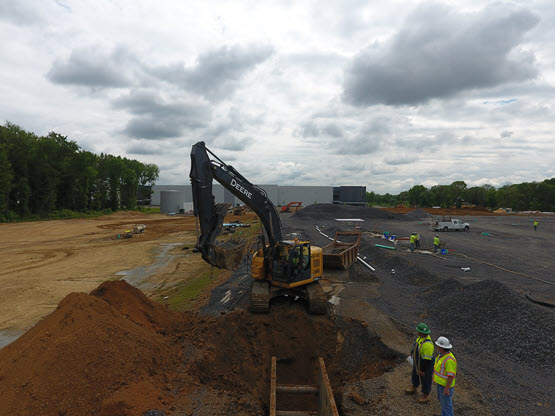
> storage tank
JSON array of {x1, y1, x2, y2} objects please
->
[{"x1": 160, "y1": 190, "x2": 186, "y2": 214}]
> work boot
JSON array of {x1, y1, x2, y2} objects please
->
[
  {"x1": 418, "y1": 394, "x2": 430, "y2": 403},
  {"x1": 405, "y1": 385, "x2": 417, "y2": 394}
]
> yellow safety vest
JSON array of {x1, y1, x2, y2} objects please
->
[
  {"x1": 413, "y1": 335, "x2": 434, "y2": 360},
  {"x1": 434, "y1": 352, "x2": 457, "y2": 387},
  {"x1": 534, "y1": 221, "x2": 538, "y2": 226},
  {"x1": 434, "y1": 237, "x2": 439, "y2": 246},
  {"x1": 410, "y1": 235, "x2": 416, "y2": 243}
]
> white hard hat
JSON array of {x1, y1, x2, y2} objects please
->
[{"x1": 435, "y1": 336, "x2": 452, "y2": 349}]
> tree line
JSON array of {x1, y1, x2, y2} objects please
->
[
  {"x1": 0, "y1": 122, "x2": 159, "y2": 222},
  {"x1": 367, "y1": 179, "x2": 555, "y2": 212}
]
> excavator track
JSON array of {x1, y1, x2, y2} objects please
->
[
  {"x1": 306, "y1": 281, "x2": 327, "y2": 315},
  {"x1": 250, "y1": 280, "x2": 270, "y2": 313}
]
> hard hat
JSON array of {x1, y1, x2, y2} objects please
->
[
  {"x1": 416, "y1": 323, "x2": 431, "y2": 334},
  {"x1": 435, "y1": 336, "x2": 452, "y2": 349}
]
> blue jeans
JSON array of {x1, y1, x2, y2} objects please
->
[
  {"x1": 437, "y1": 385, "x2": 454, "y2": 416},
  {"x1": 410, "y1": 243, "x2": 414, "y2": 252},
  {"x1": 434, "y1": 244, "x2": 439, "y2": 253}
]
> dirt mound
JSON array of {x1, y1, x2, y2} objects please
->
[
  {"x1": 0, "y1": 280, "x2": 404, "y2": 415},
  {"x1": 0, "y1": 280, "x2": 185, "y2": 416},
  {"x1": 294, "y1": 204, "x2": 405, "y2": 222},
  {"x1": 424, "y1": 279, "x2": 555, "y2": 369}
]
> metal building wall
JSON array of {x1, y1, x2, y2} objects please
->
[
  {"x1": 152, "y1": 184, "x2": 337, "y2": 207},
  {"x1": 278, "y1": 186, "x2": 333, "y2": 206}
]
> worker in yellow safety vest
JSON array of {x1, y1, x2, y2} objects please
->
[
  {"x1": 410, "y1": 233, "x2": 416, "y2": 253},
  {"x1": 434, "y1": 336, "x2": 457, "y2": 416},
  {"x1": 534, "y1": 220, "x2": 539, "y2": 231},
  {"x1": 405, "y1": 323, "x2": 435, "y2": 403},
  {"x1": 434, "y1": 235, "x2": 440, "y2": 253}
]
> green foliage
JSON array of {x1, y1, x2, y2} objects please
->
[
  {"x1": 0, "y1": 122, "x2": 160, "y2": 222},
  {"x1": 367, "y1": 179, "x2": 555, "y2": 212}
]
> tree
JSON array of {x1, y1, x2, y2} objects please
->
[{"x1": 0, "y1": 144, "x2": 13, "y2": 211}]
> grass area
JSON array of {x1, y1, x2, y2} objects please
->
[{"x1": 164, "y1": 268, "x2": 218, "y2": 312}]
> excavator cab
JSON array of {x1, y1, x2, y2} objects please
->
[{"x1": 271, "y1": 242, "x2": 311, "y2": 285}]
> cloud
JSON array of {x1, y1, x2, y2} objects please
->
[
  {"x1": 150, "y1": 44, "x2": 274, "y2": 101},
  {"x1": 500, "y1": 130, "x2": 513, "y2": 138},
  {"x1": 0, "y1": 0, "x2": 45, "y2": 25},
  {"x1": 113, "y1": 90, "x2": 211, "y2": 139},
  {"x1": 47, "y1": 47, "x2": 135, "y2": 88},
  {"x1": 126, "y1": 140, "x2": 164, "y2": 155},
  {"x1": 343, "y1": 3, "x2": 540, "y2": 106}
]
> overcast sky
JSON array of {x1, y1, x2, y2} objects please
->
[{"x1": 1, "y1": 0, "x2": 554, "y2": 193}]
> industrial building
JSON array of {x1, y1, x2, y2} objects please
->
[{"x1": 150, "y1": 184, "x2": 366, "y2": 213}]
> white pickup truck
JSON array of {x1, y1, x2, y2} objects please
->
[{"x1": 433, "y1": 219, "x2": 470, "y2": 232}]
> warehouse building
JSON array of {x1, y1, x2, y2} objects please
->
[{"x1": 150, "y1": 184, "x2": 340, "y2": 213}]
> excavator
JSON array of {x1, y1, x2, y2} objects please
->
[{"x1": 189, "y1": 141, "x2": 327, "y2": 314}]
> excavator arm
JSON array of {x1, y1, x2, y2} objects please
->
[{"x1": 190, "y1": 141, "x2": 283, "y2": 268}]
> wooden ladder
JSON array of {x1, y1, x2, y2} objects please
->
[{"x1": 269, "y1": 357, "x2": 339, "y2": 416}]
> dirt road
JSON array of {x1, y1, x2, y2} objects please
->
[{"x1": 0, "y1": 211, "x2": 211, "y2": 340}]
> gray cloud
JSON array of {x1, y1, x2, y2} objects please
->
[
  {"x1": 501, "y1": 130, "x2": 513, "y2": 138},
  {"x1": 0, "y1": 1, "x2": 45, "y2": 25},
  {"x1": 114, "y1": 90, "x2": 211, "y2": 139},
  {"x1": 150, "y1": 44, "x2": 274, "y2": 101},
  {"x1": 343, "y1": 3, "x2": 540, "y2": 106},
  {"x1": 126, "y1": 141, "x2": 164, "y2": 155},
  {"x1": 47, "y1": 47, "x2": 134, "y2": 88}
]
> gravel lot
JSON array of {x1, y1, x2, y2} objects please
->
[{"x1": 280, "y1": 205, "x2": 555, "y2": 416}]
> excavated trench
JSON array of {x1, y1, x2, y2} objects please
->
[{"x1": 183, "y1": 304, "x2": 404, "y2": 414}]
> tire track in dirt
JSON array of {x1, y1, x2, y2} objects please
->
[{"x1": 0, "y1": 249, "x2": 76, "y2": 276}]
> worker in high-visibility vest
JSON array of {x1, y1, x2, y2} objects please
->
[
  {"x1": 534, "y1": 220, "x2": 539, "y2": 231},
  {"x1": 434, "y1": 336, "x2": 457, "y2": 416},
  {"x1": 410, "y1": 233, "x2": 416, "y2": 253},
  {"x1": 405, "y1": 323, "x2": 435, "y2": 403},
  {"x1": 433, "y1": 235, "x2": 440, "y2": 253}
]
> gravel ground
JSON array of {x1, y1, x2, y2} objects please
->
[{"x1": 281, "y1": 205, "x2": 555, "y2": 416}]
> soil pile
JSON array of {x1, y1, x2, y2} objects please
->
[
  {"x1": 0, "y1": 280, "x2": 186, "y2": 416},
  {"x1": 294, "y1": 204, "x2": 405, "y2": 222},
  {"x1": 0, "y1": 280, "x2": 405, "y2": 416},
  {"x1": 424, "y1": 279, "x2": 555, "y2": 369}
]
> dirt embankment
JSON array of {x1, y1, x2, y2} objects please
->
[{"x1": 0, "y1": 280, "x2": 403, "y2": 416}]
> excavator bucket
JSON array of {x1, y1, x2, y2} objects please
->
[{"x1": 211, "y1": 238, "x2": 248, "y2": 270}]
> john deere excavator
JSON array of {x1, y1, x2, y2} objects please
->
[{"x1": 190, "y1": 141, "x2": 327, "y2": 314}]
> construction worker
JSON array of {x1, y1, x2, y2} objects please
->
[
  {"x1": 434, "y1": 336, "x2": 457, "y2": 416},
  {"x1": 410, "y1": 233, "x2": 416, "y2": 252},
  {"x1": 434, "y1": 235, "x2": 440, "y2": 253},
  {"x1": 405, "y1": 323, "x2": 434, "y2": 403},
  {"x1": 533, "y1": 220, "x2": 538, "y2": 231},
  {"x1": 415, "y1": 233, "x2": 421, "y2": 248}
]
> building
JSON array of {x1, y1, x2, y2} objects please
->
[
  {"x1": 333, "y1": 186, "x2": 367, "y2": 206},
  {"x1": 150, "y1": 184, "x2": 336, "y2": 208}
]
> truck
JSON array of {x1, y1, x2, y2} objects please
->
[
  {"x1": 189, "y1": 141, "x2": 327, "y2": 314},
  {"x1": 433, "y1": 218, "x2": 470, "y2": 232}
]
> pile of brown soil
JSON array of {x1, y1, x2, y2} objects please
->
[
  {"x1": 0, "y1": 281, "x2": 186, "y2": 416},
  {"x1": 0, "y1": 280, "x2": 403, "y2": 415}
]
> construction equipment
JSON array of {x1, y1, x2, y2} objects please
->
[
  {"x1": 232, "y1": 204, "x2": 247, "y2": 215},
  {"x1": 280, "y1": 201, "x2": 302, "y2": 213},
  {"x1": 322, "y1": 231, "x2": 361, "y2": 269},
  {"x1": 190, "y1": 141, "x2": 327, "y2": 314}
]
